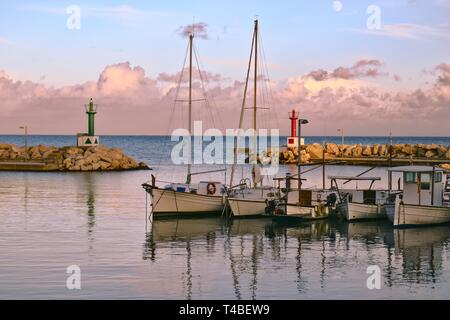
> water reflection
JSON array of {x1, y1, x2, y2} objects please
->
[
  {"x1": 390, "y1": 226, "x2": 450, "y2": 284},
  {"x1": 84, "y1": 173, "x2": 96, "y2": 239},
  {"x1": 143, "y1": 217, "x2": 450, "y2": 298}
]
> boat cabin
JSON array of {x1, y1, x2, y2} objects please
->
[
  {"x1": 329, "y1": 176, "x2": 388, "y2": 205},
  {"x1": 388, "y1": 166, "x2": 445, "y2": 206}
]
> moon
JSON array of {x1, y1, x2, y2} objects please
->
[{"x1": 333, "y1": 1, "x2": 343, "y2": 12}]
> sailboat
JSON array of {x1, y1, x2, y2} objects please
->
[
  {"x1": 142, "y1": 31, "x2": 226, "y2": 219},
  {"x1": 226, "y1": 19, "x2": 279, "y2": 217}
]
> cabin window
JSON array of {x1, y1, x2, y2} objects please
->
[
  {"x1": 434, "y1": 172, "x2": 442, "y2": 183},
  {"x1": 420, "y1": 174, "x2": 430, "y2": 190},
  {"x1": 404, "y1": 172, "x2": 416, "y2": 183}
]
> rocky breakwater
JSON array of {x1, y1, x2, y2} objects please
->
[
  {"x1": 266, "y1": 143, "x2": 450, "y2": 167},
  {"x1": 0, "y1": 143, "x2": 149, "y2": 172}
]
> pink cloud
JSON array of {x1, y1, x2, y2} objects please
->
[
  {"x1": 0, "y1": 61, "x2": 449, "y2": 135},
  {"x1": 307, "y1": 59, "x2": 387, "y2": 81}
]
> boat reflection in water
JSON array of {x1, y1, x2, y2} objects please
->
[
  {"x1": 142, "y1": 216, "x2": 450, "y2": 299},
  {"x1": 387, "y1": 226, "x2": 450, "y2": 284}
]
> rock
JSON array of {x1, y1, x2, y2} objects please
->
[
  {"x1": 110, "y1": 159, "x2": 120, "y2": 169},
  {"x1": 306, "y1": 143, "x2": 323, "y2": 160},
  {"x1": 372, "y1": 144, "x2": 379, "y2": 156},
  {"x1": 98, "y1": 153, "x2": 112, "y2": 163},
  {"x1": 63, "y1": 158, "x2": 73, "y2": 169},
  {"x1": 75, "y1": 159, "x2": 85, "y2": 167},
  {"x1": 379, "y1": 144, "x2": 387, "y2": 157},
  {"x1": 343, "y1": 146, "x2": 354, "y2": 157},
  {"x1": 84, "y1": 154, "x2": 100, "y2": 165},
  {"x1": 139, "y1": 162, "x2": 149, "y2": 169},
  {"x1": 401, "y1": 144, "x2": 414, "y2": 155},
  {"x1": 81, "y1": 164, "x2": 93, "y2": 171},
  {"x1": 438, "y1": 145, "x2": 447, "y2": 158},
  {"x1": 446, "y1": 149, "x2": 450, "y2": 160},
  {"x1": 362, "y1": 145, "x2": 372, "y2": 156},
  {"x1": 0, "y1": 143, "x2": 14, "y2": 150},
  {"x1": 392, "y1": 144, "x2": 403, "y2": 153},
  {"x1": 30, "y1": 152, "x2": 42, "y2": 160},
  {"x1": 417, "y1": 147, "x2": 426, "y2": 158},
  {"x1": 99, "y1": 161, "x2": 111, "y2": 170},
  {"x1": 326, "y1": 143, "x2": 340, "y2": 156},
  {"x1": 0, "y1": 142, "x2": 146, "y2": 171},
  {"x1": 42, "y1": 149, "x2": 56, "y2": 159},
  {"x1": 425, "y1": 150, "x2": 436, "y2": 158},
  {"x1": 426, "y1": 144, "x2": 439, "y2": 150},
  {"x1": 352, "y1": 145, "x2": 363, "y2": 157},
  {"x1": 69, "y1": 164, "x2": 81, "y2": 171},
  {"x1": 110, "y1": 149, "x2": 124, "y2": 161}
]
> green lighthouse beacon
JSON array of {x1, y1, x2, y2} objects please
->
[{"x1": 77, "y1": 98, "x2": 100, "y2": 147}]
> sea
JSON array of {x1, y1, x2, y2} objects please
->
[{"x1": 0, "y1": 135, "x2": 450, "y2": 299}]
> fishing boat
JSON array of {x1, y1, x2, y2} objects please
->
[
  {"x1": 330, "y1": 176, "x2": 390, "y2": 221},
  {"x1": 142, "y1": 31, "x2": 226, "y2": 219},
  {"x1": 226, "y1": 19, "x2": 279, "y2": 217},
  {"x1": 387, "y1": 166, "x2": 450, "y2": 228}
]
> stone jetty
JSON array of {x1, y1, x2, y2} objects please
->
[
  {"x1": 0, "y1": 143, "x2": 149, "y2": 172},
  {"x1": 263, "y1": 143, "x2": 450, "y2": 168}
]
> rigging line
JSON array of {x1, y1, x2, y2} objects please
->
[
  {"x1": 259, "y1": 34, "x2": 275, "y2": 131},
  {"x1": 193, "y1": 43, "x2": 217, "y2": 131},
  {"x1": 259, "y1": 32, "x2": 280, "y2": 130},
  {"x1": 230, "y1": 23, "x2": 256, "y2": 187},
  {"x1": 256, "y1": 52, "x2": 270, "y2": 132},
  {"x1": 155, "y1": 40, "x2": 190, "y2": 176},
  {"x1": 193, "y1": 42, "x2": 226, "y2": 132}
]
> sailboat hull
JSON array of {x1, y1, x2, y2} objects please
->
[
  {"x1": 148, "y1": 187, "x2": 224, "y2": 219},
  {"x1": 227, "y1": 198, "x2": 268, "y2": 217}
]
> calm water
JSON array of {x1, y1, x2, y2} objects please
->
[{"x1": 1, "y1": 135, "x2": 450, "y2": 299}]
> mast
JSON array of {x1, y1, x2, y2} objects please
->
[
  {"x1": 252, "y1": 19, "x2": 258, "y2": 188},
  {"x1": 186, "y1": 33, "x2": 194, "y2": 184}
]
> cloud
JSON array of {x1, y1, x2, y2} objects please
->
[
  {"x1": 306, "y1": 59, "x2": 386, "y2": 81},
  {"x1": 1, "y1": 61, "x2": 449, "y2": 135},
  {"x1": 177, "y1": 22, "x2": 209, "y2": 39}
]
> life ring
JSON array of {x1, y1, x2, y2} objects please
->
[{"x1": 207, "y1": 183, "x2": 217, "y2": 195}]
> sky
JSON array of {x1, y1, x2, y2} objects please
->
[{"x1": 0, "y1": 0, "x2": 449, "y2": 136}]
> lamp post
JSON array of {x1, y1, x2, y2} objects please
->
[
  {"x1": 298, "y1": 119, "x2": 309, "y2": 205},
  {"x1": 338, "y1": 128, "x2": 344, "y2": 158},
  {"x1": 19, "y1": 126, "x2": 28, "y2": 153}
]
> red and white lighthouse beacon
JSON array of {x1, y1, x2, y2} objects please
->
[{"x1": 287, "y1": 109, "x2": 304, "y2": 149}]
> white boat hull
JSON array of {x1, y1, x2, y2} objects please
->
[
  {"x1": 342, "y1": 201, "x2": 386, "y2": 221},
  {"x1": 393, "y1": 202, "x2": 450, "y2": 227},
  {"x1": 149, "y1": 187, "x2": 224, "y2": 218},
  {"x1": 227, "y1": 198, "x2": 267, "y2": 217}
]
